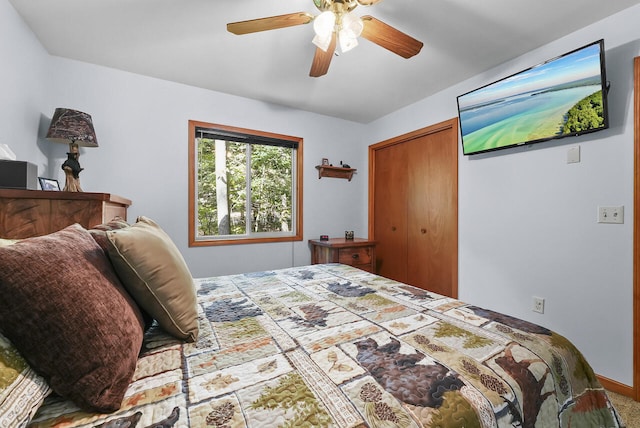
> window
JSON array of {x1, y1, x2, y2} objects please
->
[{"x1": 188, "y1": 121, "x2": 303, "y2": 246}]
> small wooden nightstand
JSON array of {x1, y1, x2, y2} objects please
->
[{"x1": 309, "y1": 237, "x2": 376, "y2": 273}]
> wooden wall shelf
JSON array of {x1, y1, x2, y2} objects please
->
[{"x1": 315, "y1": 165, "x2": 356, "y2": 181}]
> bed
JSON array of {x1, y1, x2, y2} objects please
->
[{"x1": 0, "y1": 220, "x2": 625, "y2": 427}]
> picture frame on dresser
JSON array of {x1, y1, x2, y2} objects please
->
[{"x1": 38, "y1": 177, "x2": 60, "y2": 191}]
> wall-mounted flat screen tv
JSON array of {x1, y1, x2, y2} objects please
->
[{"x1": 457, "y1": 39, "x2": 609, "y2": 156}]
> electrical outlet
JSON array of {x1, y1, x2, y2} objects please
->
[
  {"x1": 532, "y1": 297, "x2": 545, "y2": 314},
  {"x1": 598, "y1": 206, "x2": 624, "y2": 224}
]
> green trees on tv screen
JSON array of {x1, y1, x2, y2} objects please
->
[{"x1": 562, "y1": 91, "x2": 605, "y2": 135}]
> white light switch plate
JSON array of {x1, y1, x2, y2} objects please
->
[
  {"x1": 598, "y1": 206, "x2": 624, "y2": 224},
  {"x1": 567, "y1": 146, "x2": 580, "y2": 164}
]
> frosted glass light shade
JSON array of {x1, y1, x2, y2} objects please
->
[
  {"x1": 313, "y1": 11, "x2": 335, "y2": 37},
  {"x1": 312, "y1": 10, "x2": 363, "y2": 53},
  {"x1": 338, "y1": 12, "x2": 363, "y2": 53},
  {"x1": 341, "y1": 12, "x2": 363, "y2": 38},
  {"x1": 339, "y1": 30, "x2": 358, "y2": 53},
  {"x1": 312, "y1": 33, "x2": 333, "y2": 51}
]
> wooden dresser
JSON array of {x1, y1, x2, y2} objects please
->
[
  {"x1": 0, "y1": 189, "x2": 131, "y2": 239},
  {"x1": 309, "y1": 238, "x2": 376, "y2": 273}
]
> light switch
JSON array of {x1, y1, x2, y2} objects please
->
[
  {"x1": 567, "y1": 146, "x2": 580, "y2": 164},
  {"x1": 598, "y1": 206, "x2": 624, "y2": 224}
]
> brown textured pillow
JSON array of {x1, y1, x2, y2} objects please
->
[
  {"x1": 0, "y1": 237, "x2": 52, "y2": 427},
  {"x1": 105, "y1": 216, "x2": 199, "y2": 342},
  {"x1": 0, "y1": 224, "x2": 144, "y2": 412}
]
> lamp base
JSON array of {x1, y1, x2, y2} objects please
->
[
  {"x1": 62, "y1": 167, "x2": 83, "y2": 192},
  {"x1": 61, "y1": 144, "x2": 84, "y2": 192}
]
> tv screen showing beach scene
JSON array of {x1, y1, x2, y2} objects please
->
[{"x1": 457, "y1": 39, "x2": 608, "y2": 155}]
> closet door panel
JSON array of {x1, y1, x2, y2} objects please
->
[
  {"x1": 406, "y1": 133, "x2": 432, "y2": 290},
  {"x1": 406, "y1": 130, "x2": 457, "y2": 295},
  {"x1": 373, "y1": 143, "x2": 408, "y2": 282}
]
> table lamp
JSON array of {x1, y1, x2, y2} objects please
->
[{"x1": 46, "y1": 108, "x2": 98, "y2": 192}]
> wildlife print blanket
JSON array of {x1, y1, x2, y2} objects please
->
[{"x1": 29, "y1": 264, "x2": 623, "y2": 427}]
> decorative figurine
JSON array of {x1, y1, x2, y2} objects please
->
[{"x1": 61, "y1": 144, "x2": 84, "y2": 192}]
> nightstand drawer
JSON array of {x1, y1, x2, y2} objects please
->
[
  {"x1": 308, "y1": 237, "x2": 376, "y2": 274},
  {"x1": 338, "y1": 247, "x2": 372, "y2": 265}
]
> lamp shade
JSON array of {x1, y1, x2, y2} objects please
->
[{"x1": 46, "y1": 108, "x2": 98, "y2": 147}]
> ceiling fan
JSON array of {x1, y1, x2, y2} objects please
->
[{"x1": 227, "y1": 0, "x2": 423, "y2": 77}]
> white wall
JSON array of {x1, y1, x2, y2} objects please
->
[
  {"x1": 365, "y1": 5, "x2": 640, "y2": 387},
  {"x1": 0, "y1": 0, "x2": 49, "y2": 170},
  {"x1": 41, "y1": 56, "x2": 370, "y2": 277},
  {"x1": 2, "y1": 1, "x2": 369, "y2": 278}
]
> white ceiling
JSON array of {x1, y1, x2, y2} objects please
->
[{"x1": 9, "y1": 0, "x2": 640, "y2": 123}]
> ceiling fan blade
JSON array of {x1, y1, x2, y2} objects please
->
[
  {"x1": 309, "y1": 33, "x2": 337, "y2": 77},
  {"x1": 227, "y1": 12, "x2": 313, "y2": 35},
  {"x1": 360, "y1": 15, "x2": 423, "y2": 58}
]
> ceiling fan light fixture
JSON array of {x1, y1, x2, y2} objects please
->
[
  {"x1": 338, "y1": 12, "x2": 363, "y2": 53},
  {"x1": 338, "y1": 30, "x2": 359, "y2": 53},
  {"x1": 341, "y1": 12, "x2": 363, "y2": 38},
  {"x1": 312, "y1": 10, "x2": 336, "y2": 52},
  {"x1": 312, "y1": 33, "x2": 333, "y2": 51},
  {"x1": 313, "y1": 11, "x2": 336, "y2": 37}
]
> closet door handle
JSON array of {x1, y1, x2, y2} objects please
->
[
  {"x1": 391, "y1": 226, "x2": 397, "y2": 231},
  {"x1": 420, "y1": 228, "x2": 427, "y2": 234}
]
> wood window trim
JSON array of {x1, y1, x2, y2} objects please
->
[{"x1": 188, "y1": 120, "x2": 303, "y2": 247}]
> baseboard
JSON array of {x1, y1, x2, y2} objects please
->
[{"x1": 598, "y1": 375, "x2": 635, "y2": 399}]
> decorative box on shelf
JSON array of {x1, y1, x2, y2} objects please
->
[{"x1": 315, "y1": 165, "x2": 356, "y2": 181}]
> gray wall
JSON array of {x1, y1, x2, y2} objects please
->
[
  {"x1": 0, "y1": 0, "x2": 49, "y2": 170},
  {"x1": 43, "y1": 55, "x2": 369, "y2": 277}
]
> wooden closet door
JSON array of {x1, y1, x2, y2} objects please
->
[
  {"x1": 406, "y1": 128, "x2": 458, "y2": 295},
  {"x1": 373, "y1": 142, "x2": 408, "y2": 282},
  {"x1": 369, "y1": 118, "x2": 458, "y2": 298}
]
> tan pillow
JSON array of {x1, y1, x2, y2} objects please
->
[
  {"x1": 105, "y1": 216, "x2": 199, "y2": 342},
  {"x1": 88, "y1": 216, "x2": 130, "y2": 252}
]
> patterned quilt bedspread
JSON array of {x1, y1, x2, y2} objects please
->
[{"x1": 29, "y1": 264, "x2": 623, "y2": 427}]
